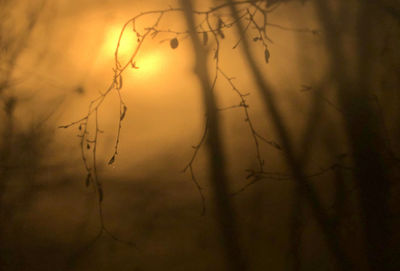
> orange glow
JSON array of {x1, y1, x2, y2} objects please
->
[
  {"x1": 102, "y1": 24, "x2": 138, "y2": 63},
  {"x1": 101, "y1": 24, "x2": 165, "y2": 79},
  {"x1": 129, "y1": 50, "x2": 165, "y2": 78}
]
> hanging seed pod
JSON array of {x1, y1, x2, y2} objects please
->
[
  {"x1": 217, "y1": 17, "x2": 225, "y2": 39},
  {"x1": 217, "y1": 17, "x2": 224, "y2": 29},
  {"x1": 131, "y1": 61, "x2": 139, "y2": 69},
  {"x1": 170, "y1": 38, "x2": 179, "y2": 49},
  {"x1": 85, "y1": 173, "x2": 91, "y2": 187},
  {"x1": 120, "y1": 105, "x2": 127, "y2": 121},
  {"x1": 264, "y1": 48, "x2": 270, "y2": 63},
  {"x1": 108, "y1": 155, "x2": 115, "y2": 165},
  {"x1": 118, "y1": 75, "x2": 123, "y2": 89},
  {"x1": 218, "y1": 30, "x2": 225, "y2": 39}
]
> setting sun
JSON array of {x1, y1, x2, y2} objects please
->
[
  {"x1": 102, "y1": 24, "x2": 137, "y2": 62},
  {"x1": 129, "y1": 50, "x2": 165, "y2": 78},
  {"x1": 5, "y1": 1, "x2": 398, "y2": 270},
  {"x1": 101, "y1": 24, "x2": 165, "y2": 79}
]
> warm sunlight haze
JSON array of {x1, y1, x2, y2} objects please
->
[
  {"x1": 101, "y1": 24, "x2": 166, "y2": 80},
  {"x1": 2, "y1": 1, "x2": 398, "y2": 270}
]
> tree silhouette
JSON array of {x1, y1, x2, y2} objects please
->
[
  {"x1": 44, "y1": 0, "x2": 400, "y2": 270},
  {"x1": 0, "y1": 0, "x2": 66, "y2": 269}
]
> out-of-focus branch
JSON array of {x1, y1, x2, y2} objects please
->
[
  {"x1": 181, "y1": 1, "x2": 247, "y2": 270},
  {"x1": 314, "y1": 1, "x2": 393, "y2": 269},
  {"x1": 226, "y1": 0, "x2": 352, "y2": 269}
]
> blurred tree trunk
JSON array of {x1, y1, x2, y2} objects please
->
[
  {"x1": 314, "y1": 0, "x2": 397, "y2": 270},
  {"x1": 181, "y1": 1, "x2": 247, "y2": 270},
  {"x1": 0, "y1": 1, "x2": 47, "y2": 268},
  {"x1": 226, "y1": 0, "x2": 353, "y2": 269}
]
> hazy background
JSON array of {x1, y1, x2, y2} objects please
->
[{"x1": 1, "y1": 0, "x2": 398, "y2": 270}]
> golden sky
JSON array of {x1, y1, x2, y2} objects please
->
[{"x1": 11, "y1": 0, "x2": 327, "y2": 178}]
